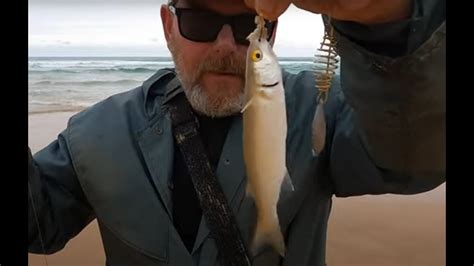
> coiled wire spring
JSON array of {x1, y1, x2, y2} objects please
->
[
  {"x1": 311, "y1": 18, "x2": 339, "y2": 155},
  {"x1": 314, "y1": 19, "x2": 339, "y2": 103}
]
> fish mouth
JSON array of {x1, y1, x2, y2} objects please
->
[{"x1": 260, "y1": 81, "x2": 279, "y2": 88}]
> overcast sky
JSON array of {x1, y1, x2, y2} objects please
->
[{"x1": 28, "y1": 0, "x2": 325, "y2": 57}]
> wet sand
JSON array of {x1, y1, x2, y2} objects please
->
[{"x1": 28, "y1": 111, "x2": 445, "y2": 266}]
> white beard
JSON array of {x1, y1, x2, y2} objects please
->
[
  {"x1": 169, "y1": 36, "x2": 245, "y2": 118},
  {"x1": 180, "y1": 83, "x2": 244, "y2": 118}
]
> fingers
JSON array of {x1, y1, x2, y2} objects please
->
[
  {"x1": 293, "y1": 0, "x2": 332, "y2": 16},
  {"x1": 244, "y1": 0, "x2": 292, "y2": 21},
  {"x1": 244, "y1": 0, "x2": 256, "y2": 8}
]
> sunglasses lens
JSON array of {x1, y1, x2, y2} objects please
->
[
  {"x1": 178, "y1": 9, "x2": 222, "y2": 42},
  {"x1": 232, "y1": 14, "x2": 257, "y2": 45},
  {"x1": 175, "y1": 8, "x2": 276, "y2": 45}
]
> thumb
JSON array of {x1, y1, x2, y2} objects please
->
[{"x1": 245, "y1": 0, "x2": 291, "y2": 21}]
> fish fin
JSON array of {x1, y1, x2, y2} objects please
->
[
  {"x1": 241, "y1": 97, "x2": 255, "y2": 113},
  {"x1": 251, "y1": 215, "x2": 286, "y2": 257},
  {"x1": 312, "y1": 102, "x2": 326, "y2": 156},
  {"x1": 282, "y1": 168, "x2": 295, "y2": 192}
]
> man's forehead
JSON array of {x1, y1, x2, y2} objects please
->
[{"x1": 171, "y1": 0, "x2": 255, "y2": 13}]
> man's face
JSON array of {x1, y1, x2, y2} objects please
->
[{"x1": 161, "y1": 0, "x2": 271, "y2": 117}]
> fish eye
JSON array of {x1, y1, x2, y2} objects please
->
[{"x1": 251, "y1": 49, "x2": 262, "y2": 62}]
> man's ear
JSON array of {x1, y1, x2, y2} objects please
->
[{"x1": 160, "y1": 5, "x2": 173, "y2": 43}]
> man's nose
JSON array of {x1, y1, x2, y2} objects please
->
[{"x1": 213, "y1": 24, "x2": 238, "y2": 51}]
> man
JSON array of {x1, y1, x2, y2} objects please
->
[{"x1": 28, "y1": 0, "x2": 445, "y2": 265}]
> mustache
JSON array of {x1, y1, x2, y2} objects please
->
[{"x1": 194, "y1": 53, "x2": 246, "y2": 80}]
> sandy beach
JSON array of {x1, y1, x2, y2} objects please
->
[{"x1": 28, "y1": 111, "x2": 445, "y2": 266}]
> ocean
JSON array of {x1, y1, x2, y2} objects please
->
[{"x1": 28, "y1": 57, "x2": 316, "y2": 114}]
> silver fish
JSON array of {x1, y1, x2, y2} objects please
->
[{"x1": 241, "y1": 16, "x2": 294, "y2": 257}]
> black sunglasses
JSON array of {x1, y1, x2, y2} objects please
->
[{"x1": 168, "y1": 5, "x2": 276, "y2": 45}]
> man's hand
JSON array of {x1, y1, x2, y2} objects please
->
[
  {"x1": 244, "y1": 0, "x2": 292, "y2": 21},
  {"x1": 244, "y1": 0, "x2": 413, "y2": 25}
]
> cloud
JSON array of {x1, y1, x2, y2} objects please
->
[
  {"x1": 29, "y1": 44, "x2": 172, "y2": 57},
  {"x1": 56, "y1": 40, "x2": 71, "y2": 45},
  {"x1": 28, "y1": 2, "x2": 324, "y2": 57}
]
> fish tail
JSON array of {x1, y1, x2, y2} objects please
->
[{"x1": 250, "y1": 213, "x2": 286, "y2": 257}]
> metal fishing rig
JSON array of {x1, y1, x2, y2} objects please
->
[{"x1": 312, "y1": 17, "x2": 339, "y2": 155}]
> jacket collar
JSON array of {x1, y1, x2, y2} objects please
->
[
  {"x1": 141, "y1": 68, "x2": 183, "y2": 120},
  {"x1": 139, "y1": 68, "x2": 248, "y2": 254}
]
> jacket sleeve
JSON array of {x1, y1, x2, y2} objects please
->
[
  {"x1": 28, "y1": 126, "x2": 95, "y2": 254},
  {"x1": 326, "y1": 0, "x2": 446, "y2": 196}
]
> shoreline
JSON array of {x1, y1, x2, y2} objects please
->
[{"x1": 28, "y1": 106, "x2": 86, "y2": 116}]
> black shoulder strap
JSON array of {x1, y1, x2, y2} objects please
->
[{"x1": 168, "y1": 91, "x2": 251, "y2": 266}]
